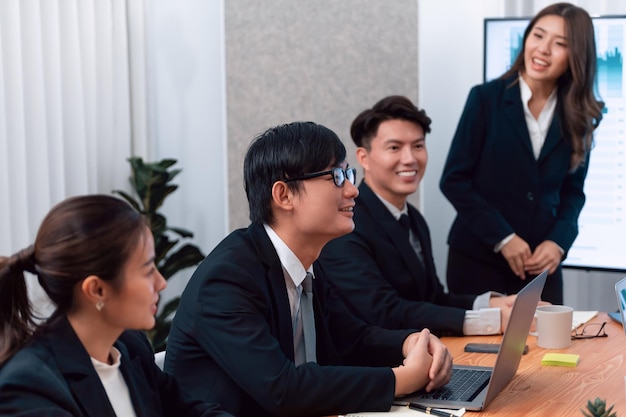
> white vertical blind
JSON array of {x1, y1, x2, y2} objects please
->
[{"x1": 0, "y1": 0, "x2": 145, "y2": 256}]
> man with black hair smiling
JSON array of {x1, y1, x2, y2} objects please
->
[
  {"x1": 165, "y1": 121, "x2": 452, "y2": 417},
  {"x1": 319, "y1": 96, "x2": 517, "y2": 337}
]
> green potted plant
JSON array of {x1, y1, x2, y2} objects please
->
[
  {"x1": 582, "y1": 398, "x2": 617, "y2": 417},
  {"x1": 114, "y1": 157, "x2": 205, "y2": 352}
]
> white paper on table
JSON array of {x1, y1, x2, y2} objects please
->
[{"x1": 572, "y1": 310, "x2": 598, "y2": 330}]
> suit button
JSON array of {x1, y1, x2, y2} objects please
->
[{"x1": 526, "y1": 192, "x2": 534, "y2": 201}]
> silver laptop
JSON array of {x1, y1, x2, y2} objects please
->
[
  {"x1": 397, "y1": 270, "x2": 548, "y2": 411},
  {"x1": 613, "y1": 277, "x2": 626, "y2": 334}
]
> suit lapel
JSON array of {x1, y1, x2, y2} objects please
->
[
  {"x1": 48, "y1": 317, "x2": 117, "y2": 417},
  {"x1": 358, "y1": 183, "x2": 424, "y2": 285},
  {"x1": 117, "y1": 341, "x2": 159, "y2": 417},
  {"x1": 249, "y1": 224, "x2": 297, "y2": 360},
  {"x1": 503, "y1": 76, "x2": 564, "y2": 163},
  {"x1": 538, "y1": 112, "x2": 563, "y2": 162},
  {"x1": 502, "y1": 78, "x2": 535, "y2": 159}
]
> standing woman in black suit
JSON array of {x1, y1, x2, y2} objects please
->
[
  {"x1": 0, "y1": 195, "x2": 231, "y2": 417},
  {"x1": 440, "y1": 3, "x2": 604, "y2": 304}
]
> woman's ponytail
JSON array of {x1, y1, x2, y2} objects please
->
[{"x1": 0, "y1": 245, "x2": 38, "y2": 365}]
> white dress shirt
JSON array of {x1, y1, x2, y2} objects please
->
[
  {"x1": 520, "y1": 75, "x2": 557, "y2": 159},
  {"x1": 264, "y1": 223, "x2": 314, "y2": 365}
]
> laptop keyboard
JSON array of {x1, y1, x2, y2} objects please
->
[{"x1": 419, "y1": 368, "x2": 491, "y2": 401}]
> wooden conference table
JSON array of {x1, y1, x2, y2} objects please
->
[
  {"x1": 328, "y1": 313, "x2": 624, "y2": 416},
  {"x1": 434, "y1": 312, "x2": 626, "y2": 416}
]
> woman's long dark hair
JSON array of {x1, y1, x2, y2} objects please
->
[
  {"x1": 0, "y1": 195, "x2": 147, "y2": 365},
  {"x1": 502, "y1": 2, "x2": 604, "y2": 170}
]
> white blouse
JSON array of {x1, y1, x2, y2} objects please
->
[
  {"x1": 91, "y1": 347, "x2": 137, "y2": 417},
  {"x1": 519, "y1": 75, "x2": 558, "y2": 160}
]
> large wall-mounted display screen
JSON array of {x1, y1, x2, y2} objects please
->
[{"x1": 484, "y1": 16, "x2": 626, "y2": 272}]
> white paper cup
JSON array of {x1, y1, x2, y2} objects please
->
[{"x1": 536, "y1": 305, "x2": 573, "y2": 349}]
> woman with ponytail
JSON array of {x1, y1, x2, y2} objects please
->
[{"x1": 0, "y1": 195, "x2": 231, "y2": 417}]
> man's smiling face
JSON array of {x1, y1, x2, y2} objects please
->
[{"x1": 357, "y1": 119, "x2": 427, "y2": 210}]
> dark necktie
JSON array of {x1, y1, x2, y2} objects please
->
[
  {"x1": 398, "y1": 213, "x2": 425, "y2": 265},
  {"x1": 398, "y1": 214, "x2": 411, "y2": 241},
  {"x1": 301, "y1": 272, "x2": 317, "y2": 363}
]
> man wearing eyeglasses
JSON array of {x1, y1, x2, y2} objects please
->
[
  {"x1": 164, "y1": 121, "x2": 452, "y2": 417},
  {"x1": 319, "y1": 96, "x2": 519, "y2": 337}
]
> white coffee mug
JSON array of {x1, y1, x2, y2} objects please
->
[{"x1": 536, "y1": 305, "x2": 573, "y2": 349}]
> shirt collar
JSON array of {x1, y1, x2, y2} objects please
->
[
  {"x1": 90, "y1": 346, "x2": 121, "y2": 368},
  {"x1": 372, "y1": 190, "x2": 408, "y2": 220},
  {"x1": 519, "y1": 75, "x2": 557, "y2": 112},
  {"x1": 263, "y1": 223, "x2": 312, "y2": 287},
  {"x1": 519, "y1": 75, "x2": 532, "y2": 106}
]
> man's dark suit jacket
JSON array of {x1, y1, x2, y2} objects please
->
[
  {"x1": 165, "y1": 223, "x2": 413, "y2": 417},
  {"x1": 319, "y1": 181, "x2": 475, "y2": 337},
  {"x1": 0, "y1": 315, "x2": 230, "y2": 417},
  {"x1": 440, "y1": 75, "x2": 589, "y2": 302}
]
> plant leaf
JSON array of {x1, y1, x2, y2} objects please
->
[
  {"x1": 159, "y1": 244, "x2": 205, "y2": 279},
  {"x1": 112, "y1": 190, "x2": 142, "y2": 212},
  {"x1": 166, "y1": 168, "x2": 182, "y2": 182},
  {"x1": 167, "y1": 226, "x2": 194, "y2": 238},
  {"x1": 157, "y1": 159, "x2": 178, "y2": 169},
  {"x1": 157, "y1": 298, "x2": 181, "y2": 320},
  {"x1": 155, "y1": 235, "x2": 178, "y2": 267},
  {"x1": 150, "y1": 321, "x2": 171, "y2": 353},
  {"x1": 150, "y1": 213, "x2": 168, "y2": 236},
  {"x1": 150, "y1": 184, "x2": 178, "y2": 212},
  {"x1": 115, "y1": 157, "x2": 202, "y2": 352}
]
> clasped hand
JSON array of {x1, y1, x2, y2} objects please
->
[
  {"x1": 500, "y1": 235, "x2": 561, "y2": 279},
  {"x1": 395, "y1": 329, "x2": 452, "y2": 396}
]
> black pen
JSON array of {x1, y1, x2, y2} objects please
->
[{"x1": 393, "y1": 402, "x2": 457, "y2": 417}]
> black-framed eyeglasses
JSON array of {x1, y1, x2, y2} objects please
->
[
  {"x1": 571, "y1": 322, "x2": 608, "y2": 340},
  {"x1": 283, "y1": 167, "x2": 357, "y2": 188}
]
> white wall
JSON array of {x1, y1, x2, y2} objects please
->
[
  {"x1": 145, "y1": 0, "x2": 227, "y2": 301},
  {"x1": 417, "y1": 0, "x2": 502, "y2": 291},
  {"x1": 418, "y1": 0, "x2": 626, "y2": 311}
]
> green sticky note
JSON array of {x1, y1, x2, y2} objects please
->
[{"x1": 541, "y1": 353, "x2": 580, "y2": 367}]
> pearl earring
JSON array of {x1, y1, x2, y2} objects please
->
[{"x1": 95, "y1": 301, "x2": 104, "y2": 311}]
